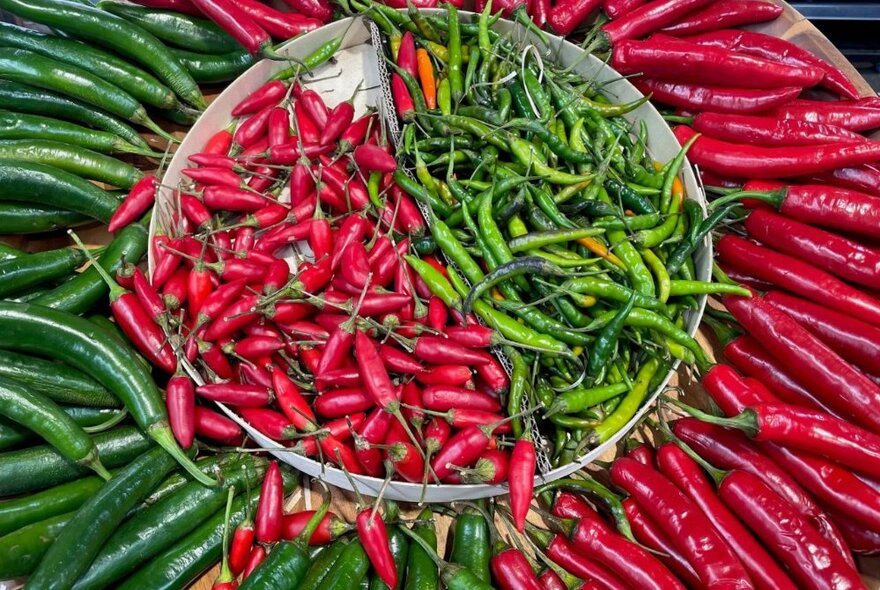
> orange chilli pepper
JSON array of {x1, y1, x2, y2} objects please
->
[{"x1": 416, "y1": 48, "x2": 437, "y2": 109}]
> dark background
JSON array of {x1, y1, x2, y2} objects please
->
[{"x1": 790, "y1": 1, "x2": 880, "y2": 91}]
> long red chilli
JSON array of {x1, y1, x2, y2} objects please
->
[
  {"x1": 674, "y1": 125, "x2": 880, "y2": 178},
  {"x1": 657, "y1": 443, "x2": 798, "y2": 590},
  {"x1": 660, "y1": 0, "x2": 782, "y2": 35},
  {"x1": 610, "y1": 457, "x2": 752, "y2": 588},
  {"x1": 744, "y1": 209, "x2": 880, "y2": 291},
  {"x1": 509, "y1": 438, "x2": 536, "y2": 532},
  {"x1": 692, "y1": 113, "x2": 865, "y2": 147},
  {"x1": 719, "y1": 237, "x2": 880, "y2": 327},
  {"x1": 612, "y1": 36, "x2": 823, "y2": 89},
  {"x1": 601, "y1": 0, "x2": 715, "y2": 43},
  {"x1": 724, "y1": 292, "x2": 880, "y2": 431},
  {"x1": 719, "y1": 471, "x2": 864, "y2": 590},
  {"x1": 622, "y1": 498, "x2": 702, "y2": 588},
  {"x1": 634, "y1": 79, "x2": 800, "y2": 114},
  {"x1": 765, "y1": 291, "x2": 880, "y2": 377},
  {"x1": 689, "y1": 29, "x2": 861, "y2": 99}
]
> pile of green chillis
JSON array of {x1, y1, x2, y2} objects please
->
[{"x1": 373, "y1": 3, "x2": 744, "y2": 462}]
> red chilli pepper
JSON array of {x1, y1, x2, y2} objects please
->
[
  {"x1": 202, "y1": 128, "x2": 234, "y2": 154},
  {"x1": 610, "y1": 457, "x2": 752, "y2": 588},
  {"x1": 634, "y1": 80, "x2": 800, "y2": 114},
  {"x1": 602, "y1": 0, "x2": 644, "y2": 20},
  {"x1": 281, "y1": 510, "x2": 349, "y2": 545},
  {"x1": 674, "y1": 415, "x2": 862, "y2": 563},
  {"x1": 600, "y1": 0, "x2": 714, "y2": 43},
  {"x1": 547, "y1": 0, "x2": 600, "y2": 37},
  {"x1": 356, "y1": 509, "x2": 398, "y2": 589},
  {"x1": 194, "y1": 406, "x2": 244, "y2": 445},
  {"x1": 612, "y1": 36, "x2": 823, "y2": 89},
  {"x1": 190, "y1": 0, "x2": 271, "y2": 55},
  {"x1": 744, "y1": 208, "x2": 880, "y2": 291},
  {"x1": 509, "y1": 438, "x2": 536, "y2": 531},
  {"x1": 355, "y1": 329, "x2": 400, "y2": 411},
  {"x1": 661, "y1": 0, "x2": 782, "y2": 36},
  {"x1": 196, "y1": 383, "x2": 272, "y2": 407},
  {"x1": 622, "y1": 499, "x2": 702, "y2": 589},
  {"x1": 689, "y1": 29, "x2": 861, "y2": 100},
  {"x1": 413, "y1": 336, "x2": 492, "y2": 366},
  {"x1": 692, "y1": 112, "x2": 865, "y2": 147},
  {"x1": 166, "y1": 372, "x2": 196, "y2": 448},
  {"x1": 396, "y1": 31, "x2": 418, "y2": 79},
  {"x1": 255, "y1": 460, "x2": 283, "y2": 543},
  {"x1": 765, "y1": 291, "x2": 880, "y2": 377},
  {"x1": 339, "y1": 113, "x2": 374, "y2": 154},
  {"x1": 422, "y1": 385, "x2": 501, "y2": 413},
  {"x1": 242, "y1": 545, "x2": 266, "y2": 579},
  {"x1": 656, "y1": 443, "x2": 798, "y2": 590},
  {"x1": 491, "y1": 547, "x2": 542, "y2": 590},
  {"x1": 232, "y1": 0, "x2": 321, "y2": 39},
  {"x1": 278, "y1": 0, "x2": 332, "y2": 21},
  {"x1": 711, "y1": 400, "x2": 880, "y2": 481},
  {"x1": 737, "y1": 180, "x2": 880, "y2": 240},
  {"x1": 718, "y1": 236, "x2": 880, "y2": 328},
  {"x1": 354, "y1": 144, "x2": 397, "y2": 174},
  {"x1": 720, "y1": 339, "x2": 839, "y2": 415},
  {"x1": 766, "y1": 100, "x2": 880, "y2": 132},
  {"x1": 229, "y1": 518, "x2": 255, "y2": 575},
  {"x1": 547, "y1": 504, "x2": 675, "y2": 590},
  {"x1": 719, "y1": 470, "x2": 863, "y2": 590},
  {"x1": 232, "y1": 81, "x2": 288, "y2": 117},
  {"x1": 723, "y1": 291, "x2": 880, "y2": 430},
  {"x1": 109, "y1": 174, "x2": 158, "y2": 232},
  {"x1": 675, "y1": 125, "x2": 880, "y2": 179}
]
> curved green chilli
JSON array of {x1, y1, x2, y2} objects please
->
[
  {"x1": 590, "y1": 358, "x2": 661, "y2": 445},
  {"x1": 27, "y1": 446, "x2": 178, "y2": 590},
  {"x1": 96, "y1": 1, "x2": 240, "y2": 54},
  {"x1": 0, "y1": 376, "x2": 111, "y2": 480},
  {"x1": 119, "y1": 469, "x2": 297, "y2": 590},
  {"x1": 449, "y1": 506, "x2": 490, "y2": 582},
  {"x1": 171, "y1": 49, "x2": 257, "y2": 84},
  {"x1": 0, "y1": 21, "x2": 176, "y2": 109},
  {"x1": 0, "y1": 110, "x2": 155, "y2": 155},
  {"x1": 299, "y1": 539, "x2": 351, "y2": 590},
  {"x1": 607, "y1": 228, "x2": 655, "y2": 298},
  {"x1": 0, "y1": 511, "x2": 74, "y2": 579},
  {"x1": 587, "y1": 294, "x2": 635, "y2": 380},
  {"x1": 0, "y1": 159, "x2": 121, "y2": 222},
  {"x1": 429, "y1": 215, "x2": 485, "y2": 284},
  {"x1": 472, "y1": 298, "x2": 571, "y2": 356},
  {"x1": 0, "y1": 301, "x2": 212, "y2": 485},
  {"x1": 74, "y1": 456, "x2": 267, "y2": 590},
  {"x1": 0, "y1": 406, "x2": 125, "y2": 450},
  {"x1": 0, "y1": 470, "x2": 104, "y2": 536},
  {"x1": 505, "y1": 346, "x2": 529, "y2": 439},
  {"x1": 404, "y1": 508, "x2": 438, "y2": 590},
  {"x1": 0, "y1": 139, "x2": 142, "y2": 188},
  {"x1": 34, "y1": 221, "x2": 148, "y2": 314},
  {"x1": 0, "y1": 349, "x2": 118, "y2": 408},
  {"x1": 0, "y1": 245, "x2": 86, "y2": 298},
  {"x1": 0, "y1": 80, "x2": 148, "y2": 149},
  {"x1": 464, "y1": 257, "x2": 566, "y2": 315},
  {"x1": 0, "y1": 0, "x2": 205, "y2": 109},
  {"x1": 404, "y1": 255, "x2": 463, "y2": 311},
  {"x1": 0, "y1": 426, "x2": 150, "y2": 497},
  {"x1": 0, "y1": 48, "x2": 166, "y2": 133},
  {"x1": 0, "y1": 203, "x2": 92, "y2": 235},
  {"x1": 321, "y1": 540, "x2": 371, "y2": 590}
]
